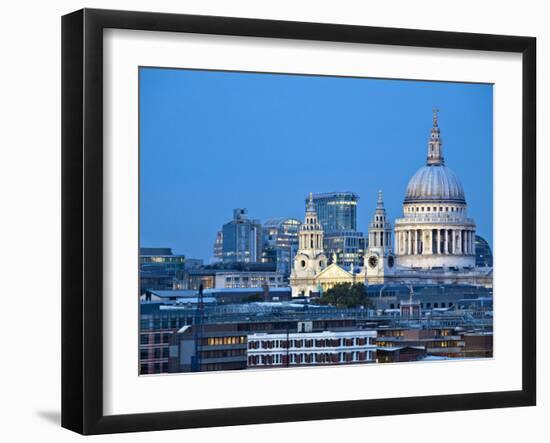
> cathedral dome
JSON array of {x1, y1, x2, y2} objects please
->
[
  {"x1": 404, "y1": 110, "x2": 466, "y2": 205},
  {"x1": 404, "y1": 165, "x2": 465, "y2": 204}
]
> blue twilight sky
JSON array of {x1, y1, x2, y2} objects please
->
[{"x1": 139, "y1": 68, "x2": 493, "y2": 262}]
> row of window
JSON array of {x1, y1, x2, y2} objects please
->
[
  {"x1": 140, "y1": 362, "x2": 168, "y2": 374},
  {"x1": 406, "y1": 205, "x2": 464, "y2": 213},
  {"x1": 140, "y1": 317, "x2": 192, "y2": 330},
  {"x1": 140, "y1": 347, "x2": 169, "y2": 360},
  {"x1": 205, "y1": 336, "x2": 246, "y2": 346},
  {"x1": 248, "y1": 337, "x2": 375, "y2": 349},
  {"x1": 387, "y1": 301, "x2": 454, "y2": 309},
  {"x1": 140, "y1": 333, "x2": 171, "y2": 345},
  {"x1": 199, "y1": 349, "x2": 246, "y2": 359},
  {"x1": 248, "y1": 351, "x2": 374, "y2": 366},
  {"x1": 377, "y1": 328, "x2": 454, "y2": 338},
  {"x1": 224, "y1": 275, "x2": 282, "y2": 283},
  {"x1": 377, "y1": 340, "x2": 459, "y2": 348}
]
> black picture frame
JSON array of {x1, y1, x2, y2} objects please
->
[{"x1": 62, "y1": 8, "x2": 536, "y2": 435}]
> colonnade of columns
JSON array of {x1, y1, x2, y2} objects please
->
[
  {"x1": 370, "y1": 231, "x2": 392, "y2": 249},
  {"x1": 395, "y1": 228, "x2": 475, "y2": 256}
]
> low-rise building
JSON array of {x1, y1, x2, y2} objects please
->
[
  {"x1": 214, "y1": 271, "x2": 285, "y2": 289},
  {"x1": 141, "y1": 287, "x2": 292, "y2": 305},
  {"x1": 365, "y1": 283, "x2": 492, "y2": 312},
  {"x1": 460, "y1": 331, "x2": 493, "y2": 358},
  {"x1": 139, "y1": 247, "x2": 186, "y2": 294},
  {"x1": 376, "y1": 327, "x2": 465, "y2": 358},
  {"x1": 376, "y1": 346, "x2": 427, "y2": 363},
  {"x1": 168, "y1": 324, "x2": 248, "y2": 373},
  {"x1": 183, "y1": 262, "x2": 283, "y2": 290},
  {"x1": 247, "y1": 327, "x2": 377, "y2": 368}
]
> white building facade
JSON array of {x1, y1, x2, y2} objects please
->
[
  {"x1": 394, "y1": 111, "x2": 476, "y2": 270},
  {"x1": 214, "y1": 271, "x2": 285, "y2": 289},
  {"x1": 289, "y1": 193, "x2": 328, "y2": 297},
  {"x1": 364, "y1": 190, "x2": 397, "y2": 284},
  {"x1": 247, "y1": 329, "x2": 377, "y2": 368}
]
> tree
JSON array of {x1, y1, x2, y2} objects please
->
[{"x1": 313, "y1": 282, "x2": 372, "y2": 309}]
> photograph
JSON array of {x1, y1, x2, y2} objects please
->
[{"x1": 138, "y1": 67, "x2": 494, "y2": 375}]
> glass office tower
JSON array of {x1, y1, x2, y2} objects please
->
[
  {"x1": 309, "y1": 192, "x2": 366, "y2": 268},
  {"x1": 221, "y1": 208, "x2": 263, "y2": 263},
  {"x1": 310, "y1": 192, "x2": 359, "y2": 232},
  {"x1": 262, "y1": 218, "x2": 302, "y2": 278}
]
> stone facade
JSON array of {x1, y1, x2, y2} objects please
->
[
  {"x1": 394, "y1": 110, "x2": 476, "y2": 270},
  {"x1": 289, "y1": 193, "x2": 327, "y2": 297},
  {"x1": 289, "y1": 111, "x2": 492, "y2": 297}
]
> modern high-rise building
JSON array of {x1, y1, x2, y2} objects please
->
[
  {"x1": 310, "y1": 192, "x2": 359, "y2": 232},
  {"x1": 309, "y1": 192, "x2": 366, "y2": 267},
  {"x1": 213, "y1": 230, "x2": 223, "y2": 262},
  {"x1": 475, "y1": 235, "x2": 493, "y2": 267},
  {"x1": 220, "y1": 208, "x2": 263, "y2": 263},
  {"x1": 262, "y1": 217, "x2": 302, "y2": 278}
]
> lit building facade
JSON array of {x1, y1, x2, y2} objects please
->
[
  {"x1": 310, "y1": 191, "x2": 367, "y2": 267},
  {"x1": 168, "y1": 324, "x2": 248, "y2": 373},
  {"x1": 323, "y1": 231, "x2": 367, "y2": 268},
  {"x1": 377, "y1": 327, "x2": 465, "y2": 358},
  {"x1": 311, "y1": 191, "x2": 359, "y2": 231},
  {"x1": 213, "y1": 230, "x2": 223, "y2": 262},
  {"x1": 139, "y1": 247, "x2": 185, "y2": 294},
  {"x1": 220, "y1": 208, "x2": 263, "y2": 263},
  {"x1": 261, "y1": 217, "x2": 302, "y2": 278}
]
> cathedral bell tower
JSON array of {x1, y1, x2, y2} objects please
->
[
  {"x1": 365, "y1": 190, "x2": 395, "y2": 284},
  {"x1": 290, "y1": 193, "x2": 327, "y2": 297}
]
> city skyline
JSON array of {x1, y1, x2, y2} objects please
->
[{"x1": 140, "y1": 68, "x2": 493, "y2": 261}]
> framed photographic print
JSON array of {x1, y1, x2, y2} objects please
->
[{"x1": 61, "y1": 8, "x2": 536, "y2": 435}]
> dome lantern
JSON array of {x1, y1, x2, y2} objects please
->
[
  {"x1": 427, "y1": 108, "x2": 444, "y2": 166},
  {"x1": 404, "y1": 111, "x2": 466, "y2": 205}
]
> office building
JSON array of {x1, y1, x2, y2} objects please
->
[
  {"x1": 182, "y1": 262, "x2": 283, "y2": 290},
  {"x1": 139, "y1": 247, "x2": 185, "y2": 294},
  {"x1": 220, "y1": 208, "x2": 263, "y2": 263},
  {"x1": 475, "y1": 235, "x2": 493, "y2": 268},
  {"x1": 310, "y1": 191, "x2": 367, "y2": 267},
  {"x1": 168, "y1": 324, "x2": 249, "y2": 372},
  {"x1": 376, "y1": 327, "x2": 465, "y2": 358},
  {"x1": 213, "y1": 230, "x2": 223, "y2": 262},
  {"x1": 214, "y1": 270, "x2": 285, "y2": 289},
  {"x1": 247, "y1": 328, "x2": 377, "y2": 368},
  {"x1": 262, "y1": 217, "x2": 301, "y2": 278},
  {"x1": 310, "y1": 191, "x2": 359, "y2": 232}
]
